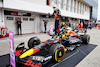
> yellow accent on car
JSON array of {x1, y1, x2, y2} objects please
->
[
  {"x1": 65, "y1": 48, "x2": 67, "y2": 52},
  {"x1": 62, "y1": 35, "x2": 66, "y2": 38},
  {"x1": 65, "y1": 30, "x2": 70, "y2": 35},
  {"x1": 20, "y1": 48, "x2": 34, "y2": 58},
  {"x1": 20, "y1": 48, "x2": 40, "y2": 59},
  {"x1": 40, "y1": 57, "x2": 42, "y2": 61}
]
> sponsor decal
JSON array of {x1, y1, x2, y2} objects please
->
[
  {"x1": 24, "y1": 60, "x2": 42, "y2": 67},
  {"x1": 44, "y1": 56, "x2": 52, "y2": 61},
  {"x1": 54, "y1": 40, "x2": 59, "y2": 43},
  {"x1": 32, "y1": 56, "x2": 52, "y2": 62},
  {"x1": 18, "y1": 45, "x2": 24, "y2": 48},
  {"x1": 32, "y1": 56, "x2": 42, "y2": 61},
  {"x1": 69, "y1": 39, "x2": 79, "y2": 44}
]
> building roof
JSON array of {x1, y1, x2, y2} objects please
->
[
  {"x1": 3, "y1": 0, "x2": 90, "y2": 20},
  {"x1": 83, "y1": 0, "x2": 98, "y2": 9},
  {"x1": 3, "y1": 0, "x2": 53, "y2": 14}
]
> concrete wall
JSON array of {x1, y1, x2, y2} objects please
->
[
  {"x1": 21, "y1": 0, "x2": 46, "y2": 6},
  {"x1": 3, "y1": 0, "x2": 53, "y2": 14},
  {"x1": 34, "y1": 14, "x2": 40, "y2": 33},
  {"x1": 0, "y1": 9, "x2": 2, "y2": 26},
  {"x1": 0, "y1": 1, "x2": 2, "y2": 8},
  {"x1": 0, "y1": 9, "x2": 4, "y2": 26},
  {"x1": 0, "y1": 1, "x2": 3, "y2": 26},
  {"x1": 61, "y1": 10, "x2": 90, "y2": 20}
]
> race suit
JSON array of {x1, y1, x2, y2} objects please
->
[{"x1": 52, "y1": 9, "x2": 61, "y2": 35}]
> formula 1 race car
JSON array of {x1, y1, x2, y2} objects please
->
[
  {"x1": 49, "y1": 24, "x2": 80, "y2": 36},
  {"x1": 15, "y1": 30, "x2": 90, "y2": 67}
]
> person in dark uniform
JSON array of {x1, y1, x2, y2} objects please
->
[
  {"x1": 83, "y1": 21, "x2": 85, "y2": 29},
  {"x1": 43, "y1": 20, "x2": 48, "y2": 33},
  {"x1": 69, "y1": 21, "x2": 71, "y2": 27},
  {"x1": 52, "y1": 5, "x2": 61, "y2": 36},
  {"x1": 16, "y1": 18, "x2": 22, "y2": 35},
  {"x1": 84, "y1": 22, "x2": 88, "y2": 32}
]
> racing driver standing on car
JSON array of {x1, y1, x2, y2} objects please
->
[{"x1": 52, "y1": 5, "x2": 61, "y2": 36}]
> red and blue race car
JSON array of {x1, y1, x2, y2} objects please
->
[{"x1": 15, "y1": 29, "x2": 90, "y2": 67}]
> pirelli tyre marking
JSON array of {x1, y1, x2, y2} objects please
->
[
  {"x1": 87, "y1": 36, "x2": 90, "y2": 43},
  {"x1": 55, "y1": 45, "x2": 65, "y2": 62}
]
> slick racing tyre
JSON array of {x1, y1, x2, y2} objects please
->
[
  {"x1": 49, "y1": 44, "x2": 65, "y2": 62},
  {"x1": 28, "y1": 37, "x2": 41, "y2": 49},
  {"x1": 82, "y1": 35, "x2": 90, "y2": 44}
]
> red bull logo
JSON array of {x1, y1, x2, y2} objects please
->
[
  {"x1": 24, "y1": 60, "x2": 42, "y2": 67},
  {"x1": 65, "y1": 30, "x2": 76, "y2": 36}
]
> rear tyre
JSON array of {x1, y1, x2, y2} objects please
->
[
  {"x1": 49, "y1": 44, "x2": 65, "y2": 62},
  {"x1": 82, "y1": 35, "x2": 90, "y2": 44},
  {"x1": 28, "y1": 37, "x2": 41, "y2": 49}
]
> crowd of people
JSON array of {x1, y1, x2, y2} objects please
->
[{"x1": 61, "y1": 20, "x2": 99, "y2": 31}]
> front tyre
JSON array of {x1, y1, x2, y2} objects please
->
[
  {"x1": 82, "y1": 35, "x2": 90, "y2": 44},
  {"x1": 28, "y1": 37, "x2": 41, "y2": 49},
  {"x1": 49, "y1": 44, "x2": 65, "y2": 62}
]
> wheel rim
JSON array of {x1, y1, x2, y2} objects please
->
[
  {"x1": 29, "y1": 40, "x2": 37, "y2": 48},
  {"x1": 55, "y1": 46, "x2": 65, "y2": 62}
]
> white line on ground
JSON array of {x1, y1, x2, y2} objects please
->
[
  {"x1": 51, "y1": 49, "x2": 79, "y2": 67},
  {"x1": 88, "y1": 44, "x2": 96, "y2": 48},
  {"x1": 77, "y1": 48, "x2": 87, "y2": 56}
]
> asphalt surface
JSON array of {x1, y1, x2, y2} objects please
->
[
  {"x1": 76, "y1": 28, "x2": 100, "y2": 67},
  {"x1": 0, "y1": 28, "x2": 100, "y2": 67},
  {"x1": 48, "y1": 44, "x2": 97, "y2": 67}
]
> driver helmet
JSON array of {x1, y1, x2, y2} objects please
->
[
  {"x1": 62, "y1": 22, "x2": 65, "y2": 26},
  {"x1": 53, "y1": 4, "x2": 58, "y2": 9}
]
